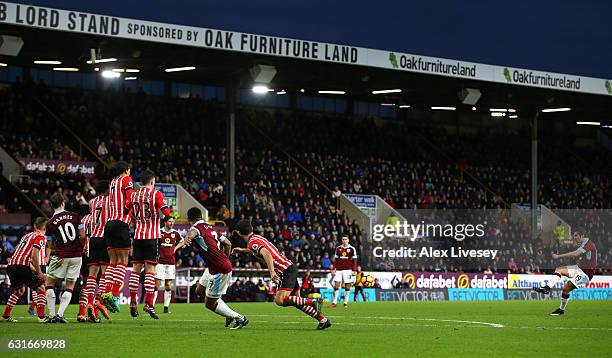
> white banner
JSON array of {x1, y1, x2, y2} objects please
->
[
  {"x1": 0, "y1": 2, "x2": 610, "y2": 96},
  {"x1": 508, "y1": 274, "x2": 612, "y2": 289}
]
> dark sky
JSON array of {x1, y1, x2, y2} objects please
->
[{"x1": 20, "y1": 0, "x2": 612, "y2": 79}]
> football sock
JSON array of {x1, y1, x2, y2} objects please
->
[
  {"x1": 30, "y1": 291, "x2": 38, "y2": 309},
  {"x1": 129, "y1": 272, "x2": 140, "y2": 303},
  {"x1": 78, "y1": 284, "x2": 87, "y2": 316},
  {"x1": 164, "y1": 290, "x2": 172, "y2": 308},
  {"x1": 112, "y1": 264, "x2": 127, "y2": 296},
  {"x1": 282, "y1": 295, "x2": 313, "y2": 307},
  {"x1": 144, "y1": 273, "x2": 156, "y2": 306},
  {"x1": 36, "y1": 289, "x2": 46, "y2": 318},
  {"x1": 104, "y1": 265, "x2": 115, "y2": 293},
  {"x1": 3, "y1": 289, "x2": 22, "y2": 318},
  {"x1": 332, "y1": 289, "x2": 339, "y2": 304},
  {"x1": 560, "y1": 292, "x2": 570, "y2": 310},
  {"x1": 298, "y1": 304, "x2": 325, "y2": 321},
  {"x1": 98, "y1": 276, "x2": 106, "y2": 297},
  {"x1": 86, "y1": 276, "x2": 97, "y2": 307},
  {"x1": 154, "y1": 290, "x2": 159, "y2": 304},
  {"x1": 46, "y1": 287, "x2": 57, "y2": 317},
  {"x1": 343, "y1": 289, "x2": 350, "y2": 304},
  {"x1": 57, "y1": 289, "x2": 72, "y2": 317},
  {"x1": 213, "y1": 299, "x2": 242, "y2": 319}
]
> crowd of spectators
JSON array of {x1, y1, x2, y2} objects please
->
[{"x1": 0, "y1": 83, "x2": 610, "y2": 275}]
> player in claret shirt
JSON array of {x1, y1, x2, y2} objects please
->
[
  {"x1": 2, "y1": 217, "x2": 49, "y2": 323},
  {"x1": 45, "y1": 193, "x2": 86, "y2": 323},
  {"x1": 330, "y1": 236, "x2": 358, "y2": 308},
  {"x1": 233, "y1": 220, "x2": 331, "y2": 330},
  {"x1": 155, "y1": 217, "x2": 187, "y2": 314},
  {"x1": 533, "y1": 227, "x2": 598, "y2": 316},
  {"x1": 186, "y1": 207, "x2": 249, "y2": 330},
  {"x1": 128, "y1": 170, "x2": 172, "y2": 319}
]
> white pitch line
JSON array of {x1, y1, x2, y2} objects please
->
[
  {"x1": 250, "y1": 314, "x2": 505, "y2": 328},
  {"x1": 10, "y1": 316, "x2": 612, "y2": 331}
]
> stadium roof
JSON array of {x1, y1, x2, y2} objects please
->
[{"x1": 1, "y1": 1, "x2": 611, "y2": 124}]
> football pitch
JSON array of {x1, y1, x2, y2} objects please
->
[{"x1": 1, "y1": 300, "x2": 611, "y2": 357}]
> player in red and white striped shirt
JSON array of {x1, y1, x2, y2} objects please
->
[
  {"x1": 233, "y1": 220, "x2": 331, "y2": 330},
  {"x1": 101, "y1": 161, "x2": 134, "y2": 313},
  {"x1": 85, "y1": 181, "x2": 111, "y2": 321},
  {"x1": 128, "y1": 170, "x2": 171, "y2": 319},
  {"x1": 2, "y1": 217, "x2": 49, "y2": 323}
]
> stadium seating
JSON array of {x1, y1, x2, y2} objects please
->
[{"x1": 0, "y1": 83, "x2": 609, "y2": 274}]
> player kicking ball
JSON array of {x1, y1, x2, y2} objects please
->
[
  {"x1": 185, "y1": 208, "x2": 249, "y2": 329},
  {"x1": 533, "y1": 227, "x2": 597, "y2": 316},
  {"x1": 233, "y1": 220, "x2": 331, "y2": 330}
]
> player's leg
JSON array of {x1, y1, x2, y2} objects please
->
[
  {"x1": 204, "y1": 272, "x2": 247, "y2": 329},
  {"x1": 57, "y1": 257, "x2": 82, "y2": 322},
  {"x1": 28, "y1": 290, "x2": 37, "y2": 316},
  {"x1": 34, "y1": 285, "x2": 47, "y2": 322},
  {"x1": 86, "y1": 264, "x2": 101, "y2": 322},
  {"x1": 275, "y1": 266, "x2": 330, "y2": 329},
  {"x1": 164, "y1": 279, "x2": 174, "y2": 313},
  {"x1": 551, "y1": 281, "x2": 576, "y2": 316},
  {"x1": 44, "y1": 272, "x2": 58, "y2": 319},
  {"x1": 77, "y1": 274, "x2": 88, "y2": 322},
  {"x1": 343, "y1": 283, "x2": 352, "y2": 307},
  {"x1": 551, "y1": 265, "x2": 589, "y2": 315},
  {"x1": 2, "y1": 285, "x2": 25, "y2": 321},
  {"x1": 102, "y1": 221, "x2": 130, "y2": 313},
  {"x1": 77, "y1": 257, "x2": 90, "y2": 322},
  {"x1": 361, "y1": 286, "x2": 367, "y2": 302},
  {"x1": 533, "y1": 266, "x2": 568, "y2": 294},
  {"x1": 331, "y1": 276, "x2": 342, "y2": 307},
  {"x1": 96, "y1": 263, "x2": 110, "y2": 319},
  {"x1": 143, "y1": 261, "x2": 159, "y2": 319},
  {"x1": 129, "y1": 262, "x2": 143, "y2": 317}
]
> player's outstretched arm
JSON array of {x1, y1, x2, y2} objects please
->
[
  {"x1": 231, "y1": 247, "x2": 251, "y2": 255},
  {"x1": 259, "y1": 247, "x2": 279, "y2": 283},
  {"x1": 552, "y1": 249, "x2": 582, "y2": 259},
  {"x1": 174, "y1": 238, "x2": 188, "y2": 253}
]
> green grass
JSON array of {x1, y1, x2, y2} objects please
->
[{"x1": 1, "y1": 300, "x2": 611, "y2": 357}]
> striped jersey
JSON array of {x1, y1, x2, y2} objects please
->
[
  {"x1": 89, "y1": 194, "x2": 109, "y2": 238},
  {"x1": 8, "y1": 231, "x2": 46, "y2": 266},
  {"x1": 130, "y1": 186, "x2": 171, "y2": 240},
  {"x1": 107, "y1": 175, "x2": 134, "y2": 223},
  {"x1": 247, "y1": 234, "x2": 293, "y2": 273},
  {"x1": 81, "y1": 213, "x2": 92, "y2": 257}
]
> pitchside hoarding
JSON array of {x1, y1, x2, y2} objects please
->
[{"x1": 18, "y1": 157, "x2": 97, "y2": 177}]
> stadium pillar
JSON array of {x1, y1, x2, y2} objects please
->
[
  {"x1": 226, "y1": 80, "x2": 237, "y2": 217},
  {"x1": 530, "y1": 111, "x2": 539, "y2": 239}
]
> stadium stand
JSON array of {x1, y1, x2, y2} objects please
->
[{"x1": 0, "y1": 83, "x2": 610, "y2": 275}]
